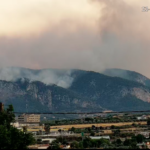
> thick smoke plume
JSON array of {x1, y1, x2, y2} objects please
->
[{"x1": 0, "y1": 67, "x2": 74, "y2": 88}]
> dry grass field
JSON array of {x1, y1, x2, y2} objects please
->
[
  {"x1": 26, "y1": 122, "x2": 147, "y2": 132},
  {"x1": 51, "y1": 122, "x2": 147, "y2": 130}
]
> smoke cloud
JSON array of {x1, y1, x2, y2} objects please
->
[
  {"x1": 0, "y1": 67, "x2": 74, "y2": 88},
  {"x1": 0, "y1": 0, "x2": 150, "y2": 80}
]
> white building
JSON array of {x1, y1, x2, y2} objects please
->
[
  {"x1": 137, "y1": 115, "x2": 147, "y2": 120},
  {"x1": 37, "y1": 138, "x2": 56, "y2": 144},
  {"x1": 89, "y1": 136, "x2": 110, "y2": 140},
  {"x1": 11, "y1": 122, "x2": 20, "y2": 128}
]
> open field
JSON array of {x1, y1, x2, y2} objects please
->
[
  {"x1": 27, "y1": 128, "x2": 68, "y2": 132},
  {"x1": 51, "y1": 122, "x2": 147, "y2": 130},
  {"x1": 25, "y1": 122, "x2": 147, "y2": 132}
]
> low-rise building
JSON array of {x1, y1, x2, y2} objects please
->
[
  {"x1": 137, "y1": 132, "x2": 150, "y2": 139},
  {"x1": 11, "y1": 122, "x2": 20, "y2": 128},
  {"x1": 137, "y1": 142, "x2": 145, "y2": 149},
  {"x1": 17, "y1": 114, "x2": 40, "y2": 123},
  {"x1": 137, "y1": 115, "x2": 147, "y2": 120},
  {"x1": 28, "y1": 144, "x2": 49, "y2": 149},
  {"x1": 89, "y1": 136, "x2": 110, "y2": 140},
  {"x1": 37, "y1": 138, "x2": 56, "y2": 144}
]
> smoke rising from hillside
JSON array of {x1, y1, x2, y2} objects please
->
[{"x1": 0, "y1": 67, "x2": 74, "y2": 88}]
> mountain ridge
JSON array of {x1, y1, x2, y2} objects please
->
[{"x1": 0, "y1": 67, "x2": 150, "y2": 112}]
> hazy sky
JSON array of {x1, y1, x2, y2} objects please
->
[{"x1": 1, "y1": 0, "x2": 150, "y2": 77}]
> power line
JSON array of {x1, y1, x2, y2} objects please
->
[
  {"x1": 3, "y1": 103, "x2": 150, "y2": 115},
  {"x1": 13, "y1": 110, "x2": 150, "y2": 115}
]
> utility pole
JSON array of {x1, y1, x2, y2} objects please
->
[
  {"x1": 0, "y1": 103, "x2": 4, "y2": 112},
  {"x1": 26, "y1": 99, "x2": 28, "y2": 113}
]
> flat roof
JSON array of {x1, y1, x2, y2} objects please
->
[{"x1": 89, "y1": 136, "x2": 110, "y2": 140}]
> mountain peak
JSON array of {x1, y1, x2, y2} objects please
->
[{"x1": 102, "y1": 68, "x2": 150, "y2": 86}]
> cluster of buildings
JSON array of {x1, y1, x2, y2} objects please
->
[{"x1": 10, "y1": 113, "x2": 150, "y2": 149}]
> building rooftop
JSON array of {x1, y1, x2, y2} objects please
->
[{"x1": 89, "y1": 136, "x2": 110, "y2": 140}]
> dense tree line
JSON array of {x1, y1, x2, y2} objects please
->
[
  {"x1": 0, "y1": 104, "x2": 35, "y2": 149},
  {"x1": 47, "y1": 133, "x2": 146, "y2": 149},
  {"x1": 41, "y1": 115, "x2": 147, "y2": 126}
]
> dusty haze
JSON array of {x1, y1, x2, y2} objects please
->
[{"x1": 0, "y1": 0, "x2": 150, "y2": 78}]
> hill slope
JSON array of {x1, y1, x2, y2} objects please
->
[
  {"x1": 69, "y1": 71, "x2": 150, "y2": 111},
  {"x1": 103, "y1": 68, "x2": 150, "y2": 87},
  {"x1": 0, "y1": 78, "x2": 103, "y2": 112}
]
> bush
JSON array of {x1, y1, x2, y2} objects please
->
[{"x1": 90, "y1": 131, "x2": 95, "y2": 136}]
